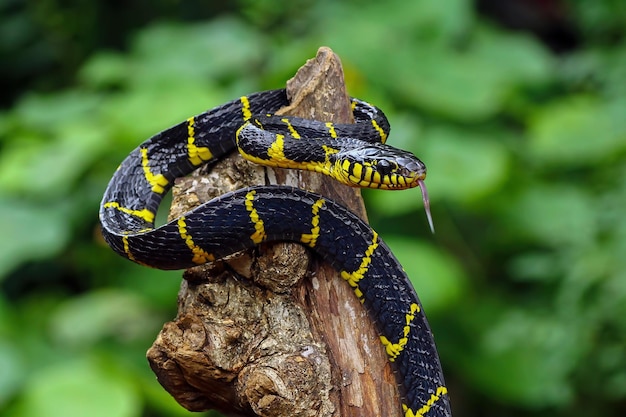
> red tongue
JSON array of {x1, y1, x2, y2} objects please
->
[{"x1": 417, "y1": 179, "x2": 435, "y2": 234}]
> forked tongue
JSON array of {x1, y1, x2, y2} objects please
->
[{"x1": 417, "y1": 179, "x2": 435, "y2": 234}]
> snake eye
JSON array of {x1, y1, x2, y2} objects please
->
[
  {"x1": 377, "y1": 159, "x2": 391, "y2": 169},
  {"x1": 375, "y1": 159, "x2": 397, "y2": 175}
]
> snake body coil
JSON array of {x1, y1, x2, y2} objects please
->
[{"x1": 99, "y1": 89, "x2": 451, "y2": 417}]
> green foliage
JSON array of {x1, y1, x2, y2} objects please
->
[
  {"x1": 12, "y1": 357, "x2": 140, "y2": 417},
  {"x1": 1, "y1": 1, "x2": 625, "y2": 416}
]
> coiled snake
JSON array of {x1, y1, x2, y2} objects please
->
[{"x1": 99, "y1": 89, "x2": 451, "y2": 417}]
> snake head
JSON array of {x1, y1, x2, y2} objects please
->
[
  {"x1": 333, "y1": 143, "x2": 435, "y2": 233},
  {"x1": 333, "y1": 144, "x2": 426, "y2": 190}
]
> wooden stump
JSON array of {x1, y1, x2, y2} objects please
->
[{"x1": 146, "y1": 47, "x2": 402, "y2": 417}]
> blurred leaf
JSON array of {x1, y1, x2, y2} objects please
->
[
  {"x1": 464, "y1": 309, "x2": 588, "y2": 407},
  {"x1": 79, "y1": 51, "x2": 129, "y2": 88},
  {"x1": 507, "y1": 251, "x2": 560, "y2": 282},
  {"x1": 11, "y1": 90, "x2": 102, "y2": 133},
  {"x1": 316, "y1": 0, "x2": 472, "y2": 52},
  {"x1": 0, "y1": 199, "x2": 69, "y2": 279},
  {"x1": 318, "y1": 2, "x2": 551, "y2": 120},
  {"x1": 600, "y1": 50, "x2": 626, "y2": 99},
  {"x1": 503, "y1": 184, "x2": 596, "y2": 247},
  {"x1": 420, "y1": 125, "x2": 510, "y2": 202},
  {"x1": 0, "y1": 341, "x2": 25, "y2": 407},
  {"x1": 110, "y1": 266, "x2": 182, "y2": 309},
  {"x1": 472, "y1": 25, "x2": 554, "y2": 86},
  {"x1": 570, "y1": 2, "x2": 626, "y2": 41},
  {"x1": 394, "y1": 45, "x2": 508, "y2": 120},
  {"x1": 529, "y1": 96, "x2": 626, "y2": 166},
  {"x1": 49, "y1": 289, "x2": 161, "y2": 348},
  {"x1": 12, "y1": 357, "x2": 140, "y2": 417},
  {"x1": 555, "y1": 245, "x2": 615, "y2": 313},
  {"x1": 383, "y1": 236, "x2": 467, "y2": 313},
  {"x1": 0, "y1": 293, "x2": 15, "y2": 335},
  {"x1": 129, "y1": 18, "x2": 266, "y2": 88},
  {"x1": 0, "y1": 120, "x2": 109, "y2": 197},
  {"x1": 397, "y1": 27, "x2": 551, "y2": 120}
]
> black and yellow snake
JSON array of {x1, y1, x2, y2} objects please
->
[{"x1": 99, "y1": 88, "x2": 451, "y2": 417}]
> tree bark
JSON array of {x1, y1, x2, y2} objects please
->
[{"x1": 146, "y1": 47, "x2": 402, "y2": 417}]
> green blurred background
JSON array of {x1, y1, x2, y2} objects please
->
[{"x1": 1, "y1": 0, "x2": 625, "y2": 416}]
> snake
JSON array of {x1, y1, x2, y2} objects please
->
[{"x1": 99, "y1": 88, "x2": 451, "y2": 417}]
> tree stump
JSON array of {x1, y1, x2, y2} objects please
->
[{"x1": 146, "y1": 47, "x2": 402, "y2": 417}]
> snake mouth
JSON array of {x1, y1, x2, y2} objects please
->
[{"x1": 417, "y1": 179, "x2": 435, "y2": 234}]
